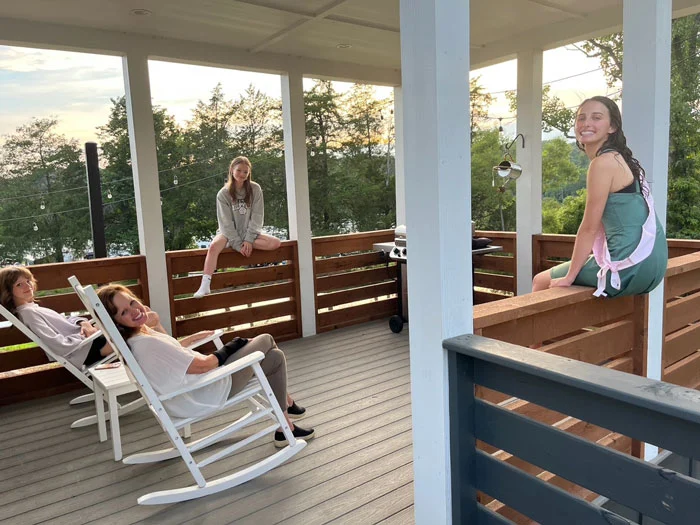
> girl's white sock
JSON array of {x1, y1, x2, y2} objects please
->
[{"x1": 194, "y1": 274, "x2": 212, "y2": 298}]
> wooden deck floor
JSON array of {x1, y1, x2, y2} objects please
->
[{"x1": 0, "y1": 320, "x2": 413, "y2": 525}]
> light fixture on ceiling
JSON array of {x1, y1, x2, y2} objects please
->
[
  {"x1": 129, "y1": 8, "x2": 152, "y2": 16},
  {"x1": 336, "y1": 43, "x2": 352, "y2": 49}
]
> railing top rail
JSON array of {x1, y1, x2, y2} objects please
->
[
  {"x1": 311, "y1": 229, "x2": 394, "y2": 245},
  {"x1": 665, "y1": 251, "x2": 700, "y2": 278},
  {"x1": 444, "y1": 334, "x2": 700, "y2": 426},
  {"x1": 474, "y1": 285, "x2": 593, "y2": 329}
]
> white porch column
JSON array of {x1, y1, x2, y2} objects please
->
[
  {"x1": 622, "y1": 0, "x2": 672, "y2": 460},
  {"x1": 393, "y1": 86, "x2": 406, "y2": 226},
  {"x1": 400, "y1": 0, "x2": 471, "y2": 523},
  {"x1": 122, "y1": 52, "x2": 171, "y2": 333},
  {"x1": 515, "y1": 50, "x2": 544, "y2": 295},
  {"x1": 281, "y1": 70, "x2": 316, "y2": 337}
]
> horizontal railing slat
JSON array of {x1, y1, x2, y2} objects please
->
[
  {"x1": 317, "y1": 281, "x2": 397, "y2": 310},
  {"x1": 172, "y1": 265, "x2": 295, "y2": 295},
  {"x1": 444, "y1": 335, "x2": 700, "y2": 459},
  {"x1": 174, "y1": 282, "x2": 295, "y2": 316},
  {"x1": 314, "y1": 252, "x2": 388, "y2": 274},
  {"x1": 315, "y1": 266, "x2": 396, "y2": 293},
  {"x1": 167, "y1": 244, "x2": 296, "y2": 274},
  {"x1": 476, "y1": 505, "x2": 512, "y2": 525},
  {"x1": 176, "y1": 300, "x2": 295, "y2": 335},
  {"x1": 312, "y1": 230, "x2": 394, "y2": 258},
  {"x1": 665, "y1": 292, "x2": 700, "y2": 334},
  {"x1": 475, "y1": 398, "x2": 699, "y2": 525},
  {"x1": 475, "y1": 449, "x2": 633, "y2": 525}
]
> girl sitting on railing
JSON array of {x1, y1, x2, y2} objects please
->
[
  {"x1": 96, "y1": 284, "x2": 313, "y2": 448},
  {"x1": 194, "y1": 156, "x2": 281, "y2": 298},
  {"x1": 532, "y1": 96, "x2": 667, "y2": 297}
]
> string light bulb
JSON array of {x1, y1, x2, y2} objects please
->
[
  {"x1": 32, "y1": 222, "x2": 38, "y2": 231},
  {"x1": 40, "y1": 198, "x2": 46, "y2": 210},
  {"x1": 107, "y1": 189, "x2": 112, "y2": 199},
  {"x1": 173, "y1": 175, "x2": 179, "y2": 186}
]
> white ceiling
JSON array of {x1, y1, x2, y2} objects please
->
[{"x1": 1, "y1": 0, "x2": 699, "y2": 81}]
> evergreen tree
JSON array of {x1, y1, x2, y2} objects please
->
[{"x1": 0, "y1": 118, "x2": 90, "y2": 262}]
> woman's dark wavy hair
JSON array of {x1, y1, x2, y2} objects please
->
[
  {"x1": 96, "y1": 284, "x2": 143, "y2": 340},
  {"x1": 576, "y1": 96, "x2": 647, "y2": 195}
]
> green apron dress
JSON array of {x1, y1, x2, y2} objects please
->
[{"x1": 550, "y1": 182, "x2": 668, "y2": 297}]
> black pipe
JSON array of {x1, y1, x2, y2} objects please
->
[{"x1": 85, "y1": 142, "x2": 107, "y2": 259}]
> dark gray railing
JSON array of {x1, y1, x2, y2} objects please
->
[{"x1": 444, "y1": 334, "x2": 700, "y2": 525}]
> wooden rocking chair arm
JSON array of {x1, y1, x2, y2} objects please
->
[
  {"x1": 159, "y1": 350, "x2": 265, "y2": 401},
  {"x1": 66, "y1": 330, "x2": 103, "y2": 358},
  {"x1": 184, "y1": 329, "x2": 225, "y2": 350}
]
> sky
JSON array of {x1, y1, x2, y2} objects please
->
[{"x1": 0, "y1": 43, "x2": 615, "y2": 145}]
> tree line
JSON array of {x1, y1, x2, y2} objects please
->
[{"x1": 2, "y1": 15, "x2": 699, "y2": 263}]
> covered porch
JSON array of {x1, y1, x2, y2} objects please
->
[{"x1": 2, "y1": 0, "x2": 700, "y2": 523}]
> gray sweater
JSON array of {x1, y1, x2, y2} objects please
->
[
  {"x1": 215, "y1": 182, "x2": 264, "y2": 252},
  {"x1": 16, "y1": 302, "x2": 90, "y2": 368}
]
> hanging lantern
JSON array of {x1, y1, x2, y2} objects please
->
[{"x1": 492, "y1": 133, "x2": 525, "y2": 189}]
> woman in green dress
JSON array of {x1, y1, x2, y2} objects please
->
[{"x1": 532, "y1": 96, "x2": 667, "y2": 297}]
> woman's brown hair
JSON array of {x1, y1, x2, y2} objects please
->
[
  {"x1": 0, "y1": 266, "x2": 37, "y2": 314},
  {"x1": 96, "y1": 284, "x2": 143, "y2": 339},
  {"x1": 226, "y1": 156, "x2": 253, "y2": 207}
]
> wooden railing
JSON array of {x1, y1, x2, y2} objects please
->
[
  {"x1": 445, "y1": 334, "x2": 700, "y2": 525},
  {"x1": 662, "y1": 251, "x2": 700, "y2": 389},
  {"x1": 165, "y1": 241, "x2": 302, "y2": 344},
  {"x1": 474, "y1": 230, "x2": 516, "y2": 301},
  {"x1": 533, "y1": 234, "x2": 700, "y2": 274},
  {"x1": 0, "y1": 256, "x2": 149, "y2": 405},
  {"x1": 471, "y1": 284, "x2": 648, "y2": 521},
  {"x1": 312, "y1": 230, "x2": 397, "y2": 333}
]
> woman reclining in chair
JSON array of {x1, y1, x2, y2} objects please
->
[
  {"x1": 96, "y1": 284, "x2": 315, "y2": 448},
  {"x1": 0, "y1": 266, "x2": 119, "y2": 369}
]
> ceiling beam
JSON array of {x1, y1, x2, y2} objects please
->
[
  {"x1": 249, "y1": 0, "x2": 351, "y2": 53},
  {"x1": 523, "y1": 0, "x2": 585, "y2": 18},
  {"x1": 235, "y1": 0, "x2": 398, "y2": 33},
  {"x1": 0, "y1": 16, "x2": 401, "y2": 85}
]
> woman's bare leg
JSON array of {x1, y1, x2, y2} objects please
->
[
  {"x1": 252, "y1": 233, "x2": 281, "y2": 251},
  {"x1": 194, "y1": 235, "x2": 229, "y2": 298},
  {"x1": 532, "y1": 270, "x2": 552, "y2": 292}
]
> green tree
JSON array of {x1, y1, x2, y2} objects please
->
[
  {"x1": 0, "y1": 118, "x2": 90, "y2": 262},
  {"x1": 340, "y1": 84, "x2": 396, "y2": 232},
  {"x1": 230, "y1": 85, "x2": 288, "y2": 235},
  {"x1": 470, "y1": 77, "x2": 494, "y2": 139},
  {"x1": 305, "y1": 80, "x2": 346, "y2": 235},
  {"x1": 542, "y1": 138, "x2": 585, "y2": 200},
  {"x1": 506, "y1": 85, "x2": 577, "y2": 138},
  {"x1": 576, "y1": 17, "x2": 700, "y2": 238},
  {"x1": 471, "y1": 129, "x2": 516, "y2": 231}
]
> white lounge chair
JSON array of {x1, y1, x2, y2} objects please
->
[
  {"x1": 0, "y1": 303, "x2": 144, "y2": 428},
  {"x1": 69, "y1": 276, "x2": 307, "y2": 505}
]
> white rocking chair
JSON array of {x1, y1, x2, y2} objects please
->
[
  {"x1": 68, "y1": 276, "x2": 307, "y2": 505},
  {"x1": 0, "y1": 303, "x2": 144, "y2": 428}
]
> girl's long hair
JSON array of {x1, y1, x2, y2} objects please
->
[
  {"x1": 226, "y1": 156, "x2": 253, "y2": 207},
  {"x1": 576, "y1": 96, "x2": 647, "y2": 194},
  {"x1": 96, "y1": 284, "x2": 143, "y2": 340},
  {"x1": 0, "y1": 266, "x2": 37, "y2": 314}
]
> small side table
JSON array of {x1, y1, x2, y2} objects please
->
[{"x1": 91, "y1": 364, "x2": 139, "y2": 461}]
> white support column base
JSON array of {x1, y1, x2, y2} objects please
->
[
  {"x1": 122, "y1": 52, "x2": 172, "y2": 333},
  {"x1": 281, "y1": 70, "x2": 316, "y2": 337}
]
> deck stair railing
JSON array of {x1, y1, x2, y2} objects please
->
[{"x1": 444, "y1": 334, "x2": 700, "y2": 525}]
